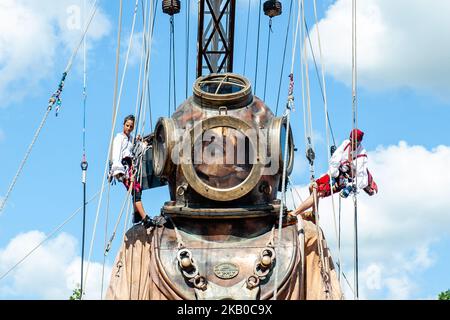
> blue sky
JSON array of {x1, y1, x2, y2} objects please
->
[{"x1": 1, "y1": 0, "x2": 449, "y2": 299}]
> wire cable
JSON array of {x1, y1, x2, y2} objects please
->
[
  {"x1": 0, "y1": 191, "x2": 100, "y2": 282},
  {"x1": 0, "y1": 0, "x2": 100, "y2": 214},
  {"x1": 275, "y1": 0, "x2": 294, "y2": 115},
  {"x1": 254, "y1": 0, "x2": 263, "y2": 94},
  {"x1": 243, "y1": 0, "x2": 251, "y2": 76}
]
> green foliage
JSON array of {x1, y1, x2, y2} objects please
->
[
  {"x1": 438, "y1": 289, "x2": 450, "y2": 300},
  {"x1": 69, "y1": 286, "x2": 82, "y2": 300}
]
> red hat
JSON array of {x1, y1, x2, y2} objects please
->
[{"x1": 350, "y1": 128, "x2": 364, "y2": 142}]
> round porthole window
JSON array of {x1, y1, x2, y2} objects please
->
[
  {"x1": 152, "y1": 117, "x2": 176, "y2": 178},
  {"x1": 193, "y1": 73, "x2": 253, "y2": 108},
  {"x1": 268, "y1": 117, "x2": 294, "y2": 176},
  {"x1": 181, "y1": 116, "x2": 263, "y2": 202}
]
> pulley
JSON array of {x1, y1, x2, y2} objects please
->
[
  {"x1": 263, "y1": 0, "x2": 282, "y2": 18},
  {"x1": 162, "y1": 0, "x2": 181, "y2": 16}
]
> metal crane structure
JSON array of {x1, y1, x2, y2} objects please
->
[{"x1": 196, "y1": 0, "x2": 236, "y2": 77}]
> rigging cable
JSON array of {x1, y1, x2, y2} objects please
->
[
  {"x1": 243, "y1": 0, "x2": 251, "y2": 76},
  {"x1": 312, "y1": 0, "x2": 342, "y2": 292},
  {"x1": 168, "y1": 16, "x2": 174, "y2": 116},
  {"x1": 275, "y1": 0, "x2": 294, "y2": 116},
  {"x1": 0, "y1": 191, "x2": 100, "y2": 282},
  {"x1": 273, "y1": 0, "x2": 301, "y2": 299},
  {"x1": 263, "y1": 19, "x2": 273, "y2": 101},
  {"x1": 172, "y1": 16, "x2": 177, "y2": 111},
  {"x1": 104, "y1": 185, "x2": 133, "y2": 255},
  {"x1": 134, "y1": 0, "x2": 150, "y2": 134},
  {"x1": 351, "y1": 0, "x2": 360, "y2": 300},
  {"x1": 100, "y1": 183, "x2": 112, "y2": 299},
  {"x1": 254, "y1": 0, "x2": 263, "y2": 94},
  {"x1": 100, "y1": 1, "x2": 157, "y2": 297},
  {"x1": 80, "y1": 0, "x2": 89, "y2": 299},
  {"x1": 303, "y1": 19, "x2": 336, "y2": 147},
  {"x1": 299, "y1": 0, "x2": 332, "y2": 299},
  {"x1": 83, "y1": 0, "x2": 140, "y2": 297},
  {"x1": 0, "y1": 0, "x2": 100, "y2": 214},
  {"x1": 185, "y1": 0, "x2": 190, "y2": 99},
  {"x1": 137, "y1": 0, "x2": 157, "y2": 134}
]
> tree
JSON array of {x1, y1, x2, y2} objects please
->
[
  {"x1": 69, "y1": 285, "x2": 82, "y2": 300},
  {"x1": 438, "y1": 289, "x2": 450, "y2": 300}
]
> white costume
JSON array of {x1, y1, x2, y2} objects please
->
[
  {"x1": 111, "y1": 132, "x2": 134, "y2": 177},
  {"x1": 327, "y1": 139, "x2": 368, "y2": 190}
]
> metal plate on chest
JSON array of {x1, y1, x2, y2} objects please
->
[{"x1": 213, "y1": 262, "x2": 239, "y2": 279}]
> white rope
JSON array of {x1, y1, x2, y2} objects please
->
[
  {"x1": 83, "y1": 0, "x2": 139, "y2": 297},
  {"x1": 138, "y1": 0, "x2": 156, "y2": 134},
  {"x1": 312, "y1": 0, "x2": 343, "y2": 291},
  {"x1": 0, "y1": 0, "x2": 100, "y2": 215},
  {"x1": 100, "y1": 182, "x2": 111, "y2": 299},
  {"x1": 133, "y1": 0, "x2": 149, "y2": 130},
  {"x1": 273, "y1": 0, "x2": 302, "y2": 300},
  {"x1": 351, "y1": 0, "x2": 360, "y2": 300},
  {"x1": 299, "y1": 0, "x2": 331, "y2": 299},
  {"x1": 0, "y1": 191, "x2": 100, "y2": 282},
  {"x1": 65, "y1": 0, "x2": 99, "y2": 74}
]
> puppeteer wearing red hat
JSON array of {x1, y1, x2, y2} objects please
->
[
  {"x1": 350, "y1": 128, "x2": 364, "y2": 143},
  {"x1": 289, "y1": 127, "x2": 378, "y2": 221}
]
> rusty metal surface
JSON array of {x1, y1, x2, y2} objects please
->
[
  {"x1": 154, "y1": 218, "x2": 299, "y2": 299},
  {"x1": 162, "y1": 201, "x2": 283, "y2": 219},
  {"x1": 153, "y1": 78, "x2": 290, "y2": 211}
]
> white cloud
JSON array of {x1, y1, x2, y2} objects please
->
[
  {"x1": 0, "y1": 0, "x2": 111, "y2": 106},
  {"x1": 385, "y1": 276, "x2": 416, "y2": 300},
  {"x1": 0, "y1": 231, "x2": 111, "y2": 299},
  {"x1": 309, "y1": 0, "x2": 450, "y2": 98},
  {"x1": 290, "y1": 141, "x2": 450, "y2": 299}
]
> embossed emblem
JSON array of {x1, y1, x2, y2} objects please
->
[{"x1": 214, "y1": 262, "x2": 239, "y2": 279}]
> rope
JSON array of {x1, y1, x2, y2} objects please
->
[
  {"x1": 134, "y1": 0, "x2": 149, "y2": 135},
  {"x1": 254, "y1": 0, "x2": 263, "y2": 94},
  {"x1": 338, "y1": 196, "x2": 342, "y2": 282},
  {"x1": 273, "y1": 0, "x2": 302, "y2": 298},
  {"x1": 312, "y1": 0, "x2": 342, "y2": 295},
  {"x1": 185, "y1": 0, "x2": 190, "y2": 99},
  {"x1": 109, "y1": 0, "x2": 124, "y2": 161},
  {"x1": 172, "y1": 16, "x2": 177, "y2": 110},
  {"x1": 80, "y1": 0, "x2": 89, "y2": 299},
  {"x1": 104, "y1": 186, "x2": 133, "y2": 256},
  {"x1": 0, "y1": 108, "x2": 51, "y2": 214},
  {"x1": 100, "y1": 183, "x2": 111, "y2": 299},
  {"x1": 243, "y1": 0, "x2": 251, "y2": 76},
  {"x1": 303, "y1": 19, "x2": 336, "y2": 147},
  {"x1": 137, "y1": 0, "x2": 157, "y2": 134},
  {"x1": 64, "y1": 0, "x2": 100, "y2": 75},
  {"x1": 275, "y1": 0, "x2": 294, "y2": 115},
  {"x1": 0, "y1": 0, "x2": 100, "y2": 214},
  {"x1": 299, "y1": 0, "x2": 331, "y2": 299},
  {"x1": 168, "y1": 16, "x2": 173, "y2": 116},
  {"x1": 263, "y1": 19, "x2": 273, "y2": 101},
  {"x1": 0, "y1": 191, "x2": 100, "y2": 282},
  {"x1": 83, "y1": 0, "x2": 139, "y2": 296},
  {"x1": 351, "y1": 0, "x2": 360, "y2": 300}
]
